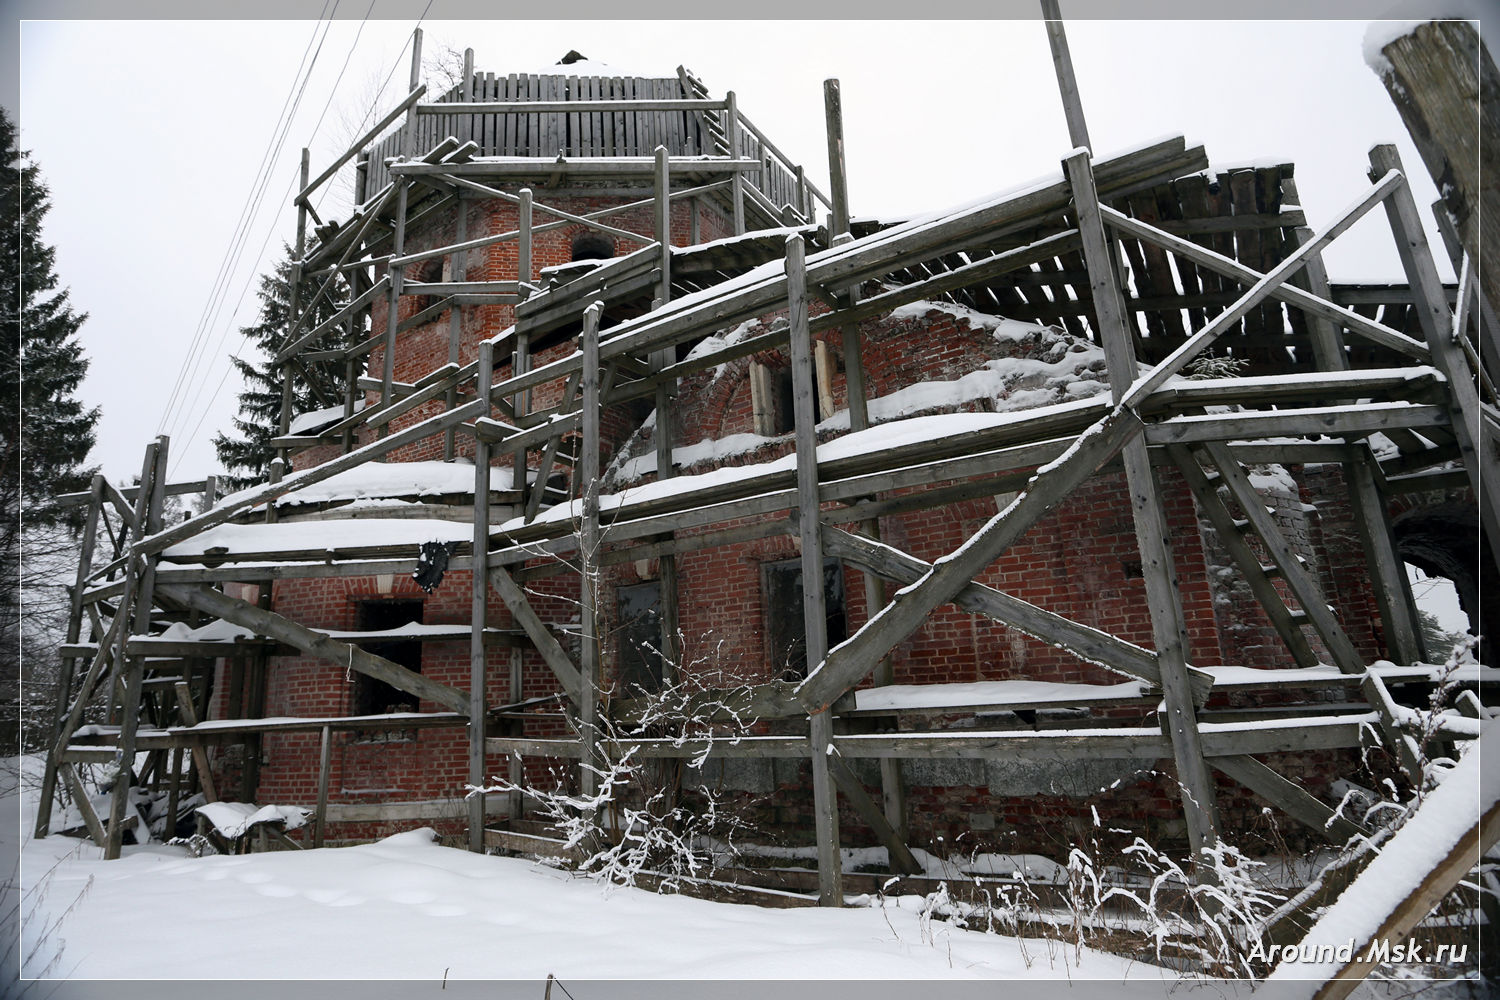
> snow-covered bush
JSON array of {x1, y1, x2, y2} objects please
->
[{"x1": 477, "y1": 668, "x2": 762, "y2": 894}]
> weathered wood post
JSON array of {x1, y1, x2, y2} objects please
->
[
  {"x1": 469, "y1": 340, "x2": 495, "y2": 851},
  {"x1": 34, "y1": 473, "x2": 104, "y2": 838},
  {"x1": 787, "y1": 234, "x2": 842, "y2": 906},
  {"x1": 652, "y1": 147, "x2": 682, "y2": 681},
  {"x1": 513, "y1": 188, "x2": 533, "y2": 503},
  {"x1": 380, "y1": 30, "x2": 422, "y2": 424},
  {"x1": 824, "y1": 76, "x2": 905, "y2": 839},
  {"x1": 1370, "y1": 20, "x2": 1497, "y2": 318},
  {"x1": 578, "y1": 303, "x2": 603, "y2": 798},
  {"x1": 275, "y1": 148, "x2": 311, "y2": 470},
  {"x1": 105, "y1": 436, "x2": 168, "y2": 860},
  {"x1": 314, "y1": 724, "x2": 331, "y2": 848},
  {"x1": 381, "y1": 177, "x2": 410, "y2": 423},
  {"x1": 443, "y1": 194, "x2": 468, "y2": 460},
  {"x1": 725, "y1": 91, "x2": 745, "y2": 235},
  {"x1": 1040, "y1": 0, "x2": 1091, "y2": 151},
  {"x1": 1369, "y1": 144, "x2": 1499, "y2": 572},
  {"x1": 1063, "y1": 150, "x2": 1221, "y2": 861},
  {"x1": 1345, "y1": 450, "x2": 1424, "y2": 664}
]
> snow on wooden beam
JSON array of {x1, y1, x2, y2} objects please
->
[
  {"x1": 1265, "y1": 722, "x2": 1497, "y2": 998},
  {"x1": 158, "y1": 584, "x2": 469, "y2": 715}
]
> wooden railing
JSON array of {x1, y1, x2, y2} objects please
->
[{"x1": 358, "y1": 72, "x2": 823, "y2": 223}]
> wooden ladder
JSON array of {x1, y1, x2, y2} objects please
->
[
  {"x1": 1172, "y1": 442, "x2": 1426, "y2": 783},
  {"x1": 677, "y1": 66, "x2": 732, "y2": 158}
]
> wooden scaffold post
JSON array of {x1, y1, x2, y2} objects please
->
[
  {"x1": 787, "y1": 234, "x2": 842, "y2": 907},
  {"x1": 1062, "y1": 149, "x2": 1221, "y2": 861}
]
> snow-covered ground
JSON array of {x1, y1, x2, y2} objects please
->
[
  {"x1": 2, "y1": 754, "x2": 1479, "y2": 1000},
  {"x1": 4, "y1": 754, "x2": 1174, "y2": 993}
]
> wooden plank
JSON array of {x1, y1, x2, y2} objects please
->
[
  {"x1": 834, "y1": 716, "x2": 1365, "y2": 760},
  {"x1": 1210, "y1": 754, "x2": 1364, "y2": 844},
  {"x1": 579, "y1": 303, "x2": 603, "y2": 798},
  {"x1": 826, "y1": 757, "x2": 922, "y2": 875},
  {"x1": 158, "y1": 584, "x2": 469, "y2": 714},
  {"x1": 1041, "y1": 0, "x2": 1091, "y2": 149},
  {"x1": 1169, "y1": 445, "x2": 1321, "y2": 668},
  {"x1": 173, "y1": 681, "x2": 217, "y2": 803},
  {"x1": 298, "y1": 85, "x2": 426, "y2": 205},
  {"x1": 59, "y1": 763, "x2": 107, "y2": 846},
  {"x1": 566, "y1": 73, "x2": 580, "y2": 156},
  {"x1": 35, "y1": 474, "x2": 105, "y2": 838},
  {"x1": 1278, "y1": 732, "x2": 1499, "y2": 998},
  {"x1": 487, "y1": 564, "x2": 583, "y2": 701},
  {"x1": 314, "y1": 725, "x2": 331, "y2": 848},
  {"x1": 105, "y1": 438, "x2": 166, "y2": 859},
  {"x1": 469, "y1": 341, "x2": 494, "y2": 853},
  {"x1": 1144, "y1": 404, "x2": 1449, "y2": 445},
  {"x1": 1344, "y1": 451, "x2": 1424, "y2": 663},
  {"x1": 786, "y1": 235, "x2": 841, "y2": 907}
]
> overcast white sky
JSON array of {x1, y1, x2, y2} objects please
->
[{"x1": 15, "y1": 15, "x2": 1460, "y2": 488}]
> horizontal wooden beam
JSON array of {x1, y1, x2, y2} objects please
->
[
  {"x1": 485, "y1": 715, "x2": 1367, "y2": 762},
  {"x1": 416, "y1": 98, "x2": 727, "y2": 115},
  {"x1": 1144, "y1": 404, "x2": 1449, "y2": 445},
  {"x1": 72, "y1": 712, "x2": 469, "y2": 750},
  {"x1": 390, "y1": 158, "x2": 763, "y2": 178}
]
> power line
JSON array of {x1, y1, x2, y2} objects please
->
[
  {"x1": 170, "y1": 14, "x2": 432, "y2": 477},
  {"x1": 155, "y1": 7, "x2": 335, "y2": 439},
  {"x1": 165, "y1": 8, "x2": 341, "y2": 446},
  {"x1": 163, "y1": 9, "x2": 349, "y2": 471}
]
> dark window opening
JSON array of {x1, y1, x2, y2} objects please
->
[
  {"x1": 763, "y1": 559, "x2": 847, "y2": 681},
  {"x1": 751, "y1": 360, "x2": 797, "y2": 437},
  {"x1": 353, "y1": 599, "x2": 424, "y2": 717},
  {"x1": 617, "y1": 581, "x2": 663, "y2": 695},
  {"x1": 571, "y1": 232, "x2": 616, "y2": 262},
  {"x1": 770, "y1": 364, "x2": 795, "y2": 435},
  {"x1": 409, "y1": 257, "x2": 444, "y2": 314}
]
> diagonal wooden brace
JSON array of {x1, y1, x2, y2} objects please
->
[
  {"x1": 820, "y1": 525, "x2": 1214, "y2": 703},
  {"x1": 158, "y1": 584, "x2": 468, "y2": 714},
  {"x1": 826, "y1": 756, "x2": 923, "y2": 875},
  {"x1": 487, "y1": 563, "x2": 584, "y2": 703},
  {"x1": 796, "y1": 405, "x2": 1144, "y2": 712},
  {"x1": 1210, "y1": 754, "x2": 1364, "y2": 845}
]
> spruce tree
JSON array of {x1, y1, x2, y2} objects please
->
[
  {"x1": 1, "y1": 107, "x2": 101, "y2": 752},
  {"x1": 1, "y1": 107, "x2": 100, "y2": 531},
  {"x1": 213, "y1": 247, "x2": 352, "y2": 491}
]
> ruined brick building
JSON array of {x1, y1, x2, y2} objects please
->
[{"x1": 38, "y1": 44, "x2": 1491, "y2": 907}]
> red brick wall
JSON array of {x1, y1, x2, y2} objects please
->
[{"x1": 258, "y1": 191, "x2": 1398, "y2": 853}]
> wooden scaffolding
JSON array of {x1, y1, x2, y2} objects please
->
[{"x1": 31, "y1": 27, "x2": 1494, "y2": 924}]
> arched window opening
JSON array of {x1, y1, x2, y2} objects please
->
[
  {"x1": 1391, "y1": 501, "x2": 1492, "y2": 664},
  {"x1": 571, "y1": 232, "x2": 616, "y2": 262}
]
